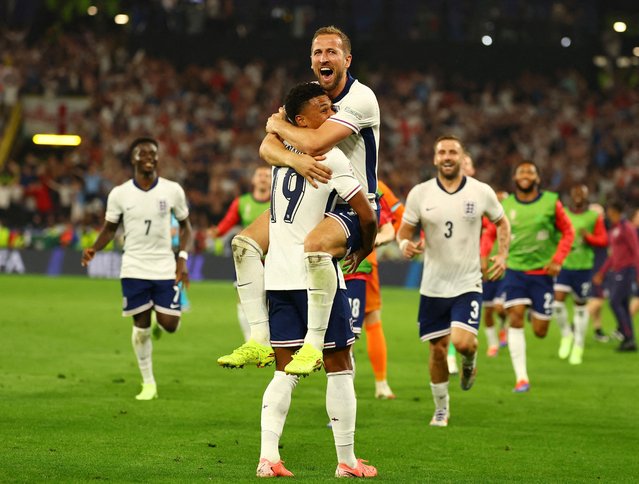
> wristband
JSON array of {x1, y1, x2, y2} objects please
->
[
  {"x1": 398, "y1": 239, "x2": 409, "y2": 252},
  {"x1": 178, "y1": 250, "x2": 189, "y2": 261}
]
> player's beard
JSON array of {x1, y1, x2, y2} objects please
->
[
  {"x1": 438, "y1": 163, "x2": 461, "y2": 180},
  {"x1": 515, "y1": 180, "x2": 538, "y2": 194}
]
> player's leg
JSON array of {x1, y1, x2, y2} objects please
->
[
  {"x1": 363, "y1": 263, "x2": 395, "y2": 399},
  {"x1": 450, "y1": 292, "x2": 481, "y2": 391},
  {"x1": 482, "y1": 281, "x2": 499, "y2": 356},
  {"x1": 218, "y1": 211, "x2": 275, "y2": 368},
  {"x1": 122, "y1": 278, "x2": 158, "y2": 400},
  {"x1": 608, "y1": 268, "x2": 637, "y2": 351},
  {"x1": 284, "y1": 217, "x2": 347, "y2": 376},
  {"x1": 503, "y1": 270, "x2": 531, "y2": 392},
  {"x1": 569, "y1": 272, "x2": 593, "y2": 365},
  {"x1": 554, "y1": 272, "x2": 573, "y2": 359},
  {"x1": 417, "y1": 295, "x2": 452, "y2": 426},
  {"x1": 529, "y1": 274, "x2": 555, "y2": 339},
  {"x1": 323, "y1": 290, "x2": 376, "y2": 478}
]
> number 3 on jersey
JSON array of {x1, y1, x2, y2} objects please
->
[{"x1": 271, "y1": 167, "x2": 306, "y2": 223}]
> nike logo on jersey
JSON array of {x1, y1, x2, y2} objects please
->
[
  {"x1": 237, "y1": 282, "x2": 252, "y2": 287},
  {"x1": 425, "y1": 207, "x2": 436, "y2": 211},
  {"x1": 170, "y1": 303, "x2": 180, "y2": 309}
]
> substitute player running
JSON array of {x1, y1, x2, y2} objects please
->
[
  {"x1": 501, "y1": 161, "x2": 574, "y2": 393},
  {"x1": 553, "y1": 184, "x2": 608, "y2": 364},
  {"x1": 397, "y1": 135, "x2": 510, "y2": 427},
  {"x1": 81, "y1": 137, "x2": 192, "y2": 401}
]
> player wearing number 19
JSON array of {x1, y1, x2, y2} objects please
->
[
  {"x1": 396, "y1": 135, "x2": 510, "y2": 427},
  {"x1": 81, "y1": 137, "x2": 192, "y2": 401}
]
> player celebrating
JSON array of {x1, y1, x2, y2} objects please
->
[
  {"x1": 81, "y1": 137, "x2": 192, "y2": 401},
  {"x1": 210, "y1": 166, "x2": 271, "y2": 341},
  {"x1": 396, "y1": 135, "x2": 510, "y2": 427},
  {"x1": 553, "y1": 184, "x2": 608, "y2": 365},
  {"x1": 501, "y1": 161, "x2": 574, "y2": 392},
  {"x1": 218, "y1": 25, "x2": 380, "y2": 376},
  {"x1": 256, "y1": 82, "x2": 377, "y2": 478}
]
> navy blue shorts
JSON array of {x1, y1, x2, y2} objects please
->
[
  {"x1": 345, "y1": 278, "x2": 366, "y2": 336},
  {"x1": 482, "y1": 279, "x2": 506, "y2": 306},
  {"x1": 417, "y1": 292, "x2": 482, "y2": 342},
  {"x1": 555, "y1": 268, "x2": 592, "y2": 303},
  {"x1": 326, "y1": 204, "x2": 380, "y2": 256},
  {"x1": 503, "y1": 269, "x2": 554, "y2": 320},
  {"x1": 121, "y1": 278, "x2": 181, "y2": 317},
  {"x1": 267, "y1": 289, "x2": 355, "y2": 350}
]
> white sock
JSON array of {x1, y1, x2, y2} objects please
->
[
  {"x1": 430, "y1": 381, "x2": 449, "y2": 412},
  {"x1": 553, "y1": 301, "x2": 572, "y2": 338},
  {"x1": 485, "y1": 325, "x2": 498, "y2": 348},
  {"x1": 507, "y1": 327, "x2": 528, "y2": 382},
  {"x1": 260, "y1": 371, "x2": 299, "y2": 462},
  {"x1": 131, "y1": 326, "x2": 154, "y2": 384},
  {"x1": 236, "y1": 302, "x2": 251, "y2": 342},
  {"x1": 350, "y1": 350, "x2": 356, "y2": 379},
  {"x1": 304, "y1": 252, "x2": 337, "y2": 351},
  {"x1": 573, "y1": 305, "x2": 589, "y2": 348},
  {"x1": 327, "y1": 371, "x2": 357, "y2": 468},
  {"x1": 232, "y1": 235, "x2": 270, "y2": 345}
]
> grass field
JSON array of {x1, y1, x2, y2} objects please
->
[{"x1": 1, "y1": 274, "x2": 638, "y2": 483}]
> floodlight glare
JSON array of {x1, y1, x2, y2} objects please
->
[
  {"x1": 633, "y1": 47, "x2": 639, "y2": 57},
  {"x1": 32, "y1": 134, "x2": 82, "y2": 146},
  {"x1": 114, "y1": 14, "x2": 129, "y2": 25},
  {"x1": 87, "y1": 6, "x2": 98, "y2": 16},
  {"x1": 613, "y1": 21, "x2": 627, "y2": 33},
  {"x1": 481, "y1": 35, "x2": 493, "y2": 46},
  {"x1": 561, "y1": 37, "x2": 571, "y2": 48},
  {"x1": 593, "y1": 56, "x2": 608, "y2": 67}
]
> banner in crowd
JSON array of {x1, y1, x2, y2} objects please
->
[{"x1": 0, "y1": 249, "x2": 421, "y2": 287}]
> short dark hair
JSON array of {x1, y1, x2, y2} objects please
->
[
  {"x1": 434, "y1": 135, "x2": 465, "y2": 153},
  {"x1": 128, "y1": 137, "x2": 158, "y2": 161},
  {"x1": 607, "y1": 198, "x2": 625, "y2": 213},
  {"x1": 284, "y1": 82, "x2": 327, "y2": 126},
  {"x1": 514, "y1": 160, "x2": 540, "y2": 176},
  {"x1": 312, "y1": 26, "x2": 351, "y2": 55}
]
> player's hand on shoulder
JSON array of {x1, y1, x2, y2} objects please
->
[
  {"x1": 265, "y1": 108, "x2": 287, "y2": 134},
  {"x1": 290, "y1": 153, "x2": 331, "y2": 188}
]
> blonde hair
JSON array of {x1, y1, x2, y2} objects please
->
[
  {"x1": 312, "y1": 26, "x2": 351, "y2": 55},
  {"x1": 434, "y1": 135, "x2": 465, "y2": 153}
]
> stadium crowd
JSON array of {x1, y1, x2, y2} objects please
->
[{"x1": 1, "y1": 29, "x2": 638, "y2": 251}]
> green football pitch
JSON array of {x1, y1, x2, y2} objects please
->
[{"x1": 1, "y1": 275, "x2": 638, "y2": 482}]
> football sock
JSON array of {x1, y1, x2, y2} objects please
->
[
  {"x1": 365, "y1": 320, "x2": 387, "y2": 381},
  {"x1": 507, "y1": 327, "x2": 528, "y2": 382},
  {"x1": 430, "y1": 381, "x2": 449, "y2": 411},
  {"x1": 231, "y1": 235, "x2": 270, "y2": 346},
  {"x1": 448, "y1": 343, "x2": 456, "y2": 357},
  {"x1": 132, "y1": 326, "x2": 154, "y2": 385},
  {"x1": 304, "y1": 252, "x2": 337, "y2": 352},
  {"x1": 236, "y1": 302, "x2": 251, "y2": 342},
  {"x1": 327, "y1": 371, "x2": 357, "y2": 468},
  {"x1": 573, "y1": 305, "x2": 589, "y2": 348},
  {"x1": 485, "y1": 325, "x2": 498, "y2": 348},
  {"x1": 260, "y1": 371, "x2": 299, "y2": 462},
  {"x1": 553, "y1": 301, "x2": 572, "y2": 337}
]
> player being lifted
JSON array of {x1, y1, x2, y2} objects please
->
[
  {"x1": 256, "y1": 82, "x2": 377, "y2": 478},
  {"x1": 218, "y1": 25, "x2": 380, "y2": 376},
  {"x1": 397, "y1": 135, "x2": 510, "y2": 426}
]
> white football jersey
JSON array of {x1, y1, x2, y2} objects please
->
[
  {"x1": 329, "y1": 74, "x2": 380, "y2": 199},
  {"x1": 105, "y1": 177, "x2": 189, "y2": 280},
  {"x1": 403, "y1": 176, "x2": 504, "y2": 298},
  {"x1": 265, "y1": 146, "x2": 361, "y2": 290}
]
